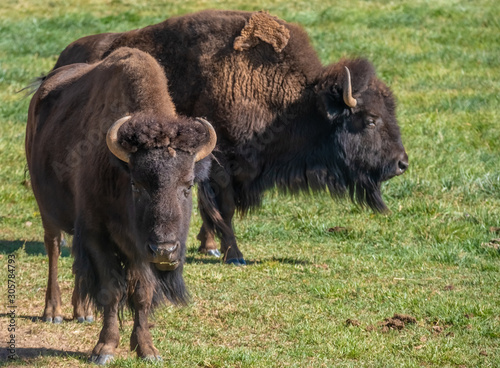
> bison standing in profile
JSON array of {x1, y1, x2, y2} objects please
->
[
  {"x1": 26, "y1": 47, "x2": 216, "y2": 363},
  {"x1": 50, "y1": 10, "x2": 408, "y2": 265}
]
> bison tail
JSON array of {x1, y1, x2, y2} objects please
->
[
  {"x1": 18, "y1": 74, "x2": 47, "y2": 98},
  {"x1": 197, "y1": 179, "x2": 232, "y2": 239}
]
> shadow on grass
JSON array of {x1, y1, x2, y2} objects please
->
[
  {"x1": 265, "y1": 256, "x2": 311, "y2": 265},
  {"x1": 0, "y1": 314, "x2": 82, "y2": 323},
  {"x1": 3, "y1": 242, "x2": 310, "y2": 264},
  {"x1": 185, "y1": 251, "x2": 222, "y2": 265},
  {"x1": 0, "y1": 348, "x2": 87, "y2": 366},
  {"x1": 187, "y1": 249, "x2": 311, "y2": 266},
  {"x1": 0, "y1": 240, "x2": 71, "y2": 257}
]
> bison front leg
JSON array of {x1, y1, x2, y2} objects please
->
[
  {"x1": 130, "y1": 280, "x2": 161, "y2": 360},
  {"x1": 42, "y1": 223, "x2": 63, "y2": 323},
  {"x1": 90, "y1": 287, "x2": 121, "y2": 365},
  {"x1": 82, "y1": 239, "x2": 122, "y2": 364}
]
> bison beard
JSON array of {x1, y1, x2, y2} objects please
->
[
  {"x1": 50, "y1": 10, "x2": 408, "y2": 266},
  {"x1": 26, "y1": 47, "x2": 216, "y2": 363}
]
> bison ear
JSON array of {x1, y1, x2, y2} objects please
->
[{"x1": 317, "y1": 85, "x2": 347, "y2": 123}]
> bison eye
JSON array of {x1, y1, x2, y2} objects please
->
[
  {"x1": 183, "y1": 183, "x2": 194, "y2": 198},
  {"x1": 131, "y1": 181, "x2": 140, "y2": 193}
]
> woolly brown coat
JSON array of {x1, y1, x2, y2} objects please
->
[
  {"x1": 50, "y1": 10, "x2": 408, "y2": 265},
  {"x1": 27, "y1": 47, "x2": 215, "y2": 363}
]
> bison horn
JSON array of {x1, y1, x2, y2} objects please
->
[
  {"x1": 106, "y1": 116, "x2": 132, "y2": 163},
  {"x1": 343, "y1": 66, "x2": 357, "y2": 108},
  {"x1": 194, "y1": 118, "x2": 217, "y2": 162}
]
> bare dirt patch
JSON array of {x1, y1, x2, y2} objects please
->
[
  {"x1": 432, "y1": 325, "x2": 444, "y2": 334},
  {"x1": 482, "y1": 238, "x2": 500, "y2": 250},
  {"x1": 347, "y1": 314, "x2": 418, "y2": 333},
  {"x1": 489, "y1": 227, "x2": 500, "y2": 235},
  {"x1": 378, "y1": 314, "x2": 417, "y2": 332},
  {"x1": 345, "y1": 319, "x2": 361, "y2": 327},
  {"x1": 0, "y1": 315, "x2": 133, "y2": 366},
  {"x1": 327, "y1": 226, "x2": 349, "y2": 233}
]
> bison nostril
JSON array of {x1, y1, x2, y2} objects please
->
[
  {"x1": 149, "y1": 243, "x2": 159, "y2": 255},
  {"x1": 398, "y1": 160, "x2": 409, "y2": 173},
  {"x1": 165, "y1": 242, "x2": 179, "y2": 253},
  {"x1": 149, "y1": 242, "x2": 179, "y2": 257}
]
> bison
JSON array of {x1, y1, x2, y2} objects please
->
[
  {"x1": 26, "y1": 47, "x2": 216, "y2": 363},
  {"x1": 49, "y1": 9, "x2": 408, "y2": 266}
]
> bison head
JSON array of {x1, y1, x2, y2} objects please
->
[
  {"x1": 316, "y1": 58, "x2": 408, "y2": 212},
  {"x1": 106, "y1": 113, "x2": 216, "y2": 270}
]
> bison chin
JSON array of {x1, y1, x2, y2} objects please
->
[{"x1": 153, "y1": 260, "x2": 180, "y2": 271}]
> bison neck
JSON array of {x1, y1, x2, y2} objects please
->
[{"x1": 231, "y1": 111, "x2": 348, "y2": 212}]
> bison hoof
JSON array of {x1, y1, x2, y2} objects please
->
[
  {"x1": 225, "y1": 258, "x2": 246, "y2": 266},
  {"x1": 54, "y1": 316, "x2": 63, "y2": 324},
  {"x1": 43, "y1": 316, "x2": 63, "y2": 323},
  {"x1": 90, "y1": 354, "x2": 114, "y2": 365},
  {"x1": 77, "y1": 316, "x2": 95, "y2": 323},
  {"x1": 207, "y1": 249, "x2": 221, "y2": 258}
]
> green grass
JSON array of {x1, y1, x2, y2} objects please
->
[{"x1": 1, "y1": 0, "x2": 499, "y2": 367}]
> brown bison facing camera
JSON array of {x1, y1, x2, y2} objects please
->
[
  {"x1": 51, "y1": 10, "x2": 408, "y2": 265},
  {"x1": 26, "y1": 47, "x2": 216, "y2": 363}
]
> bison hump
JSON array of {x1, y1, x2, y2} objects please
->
[{"x1": 233, "y1": 11, "x2": 290, "y2": 53}]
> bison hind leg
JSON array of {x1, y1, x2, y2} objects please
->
[
  {"x1": 197, "y1": 225, "x2": 221, "y2": 258},
  {"x1": 196, "y1": 178, "x2": 245, "y2": 264},
  {"x1": 41, "y1": 223, "x2": 64, "y2": 323},
  {"x1": 72, "y1": 286, "x2": 94, "y2": 323}
]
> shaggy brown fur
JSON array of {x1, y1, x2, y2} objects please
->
[
  {"x1": 233, "y1": 11, "x2": 290, "y2": 53},
  {"x1": 118, "y1": 112, "x2": 211, "y2": 155},
  {"x1": 26, "y1": 47, "x2": 214, "y2": 363},
  {"x1": 48, "y1": 9, "x2": 408, "y2": 266}
]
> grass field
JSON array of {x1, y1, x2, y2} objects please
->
[{"x1": 1, "y1": 0, "x2": 499, "y2": 367}]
